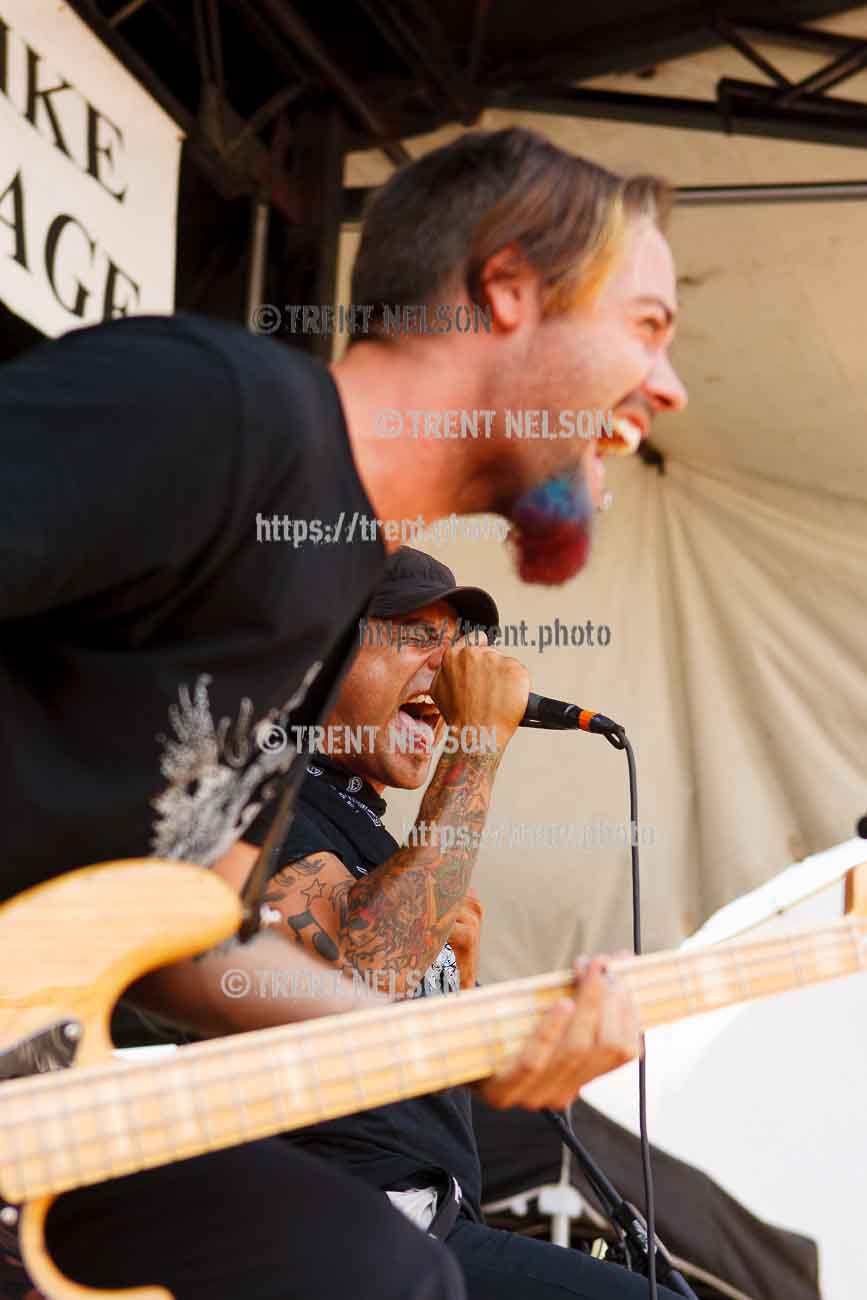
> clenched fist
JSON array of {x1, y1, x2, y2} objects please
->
[{"x1": 431, "y1": 632, "x2": 529, "y2": 752}]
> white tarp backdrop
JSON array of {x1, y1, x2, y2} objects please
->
[
  {"x1": 0, "y1": 0, "x2": 182, "y2": 336},
  {"x1": 373, "y1": 454, "x2": 867, "y2": 965}
]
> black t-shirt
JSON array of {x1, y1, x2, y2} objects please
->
[
  {"x1": 0, "y1": 315, "x2": 385, "y2": 903},
  {"x1": 275, "y1": 757, "x2": 482, "y2": 1220}
]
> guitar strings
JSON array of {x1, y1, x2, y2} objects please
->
[
  {"x1": 0, "y1": 946, "x2": 860, "y2": 1203},
  {"x1": 1, "y1": 917, "x2": 861, "y2": 1113},
  {"x1": 0, "y1": 921, "x2": 864, "y2": 1189}
]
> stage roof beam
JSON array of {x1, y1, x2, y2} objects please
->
[
  {"x1": 736, "y1": 18, "x2": 865, "y2": 55},
  {"x1": 773, "y1": 37, "x2": 867, "y2": 104},
  {"x1": 69, "y1": 0, "x2": 300, "y2": 215},
  {"x1": 108, "y1": 0, "x2": 152, "y2": 26},
  {"x1": 256, "y1": 0, "x2": 411, "y2": 169},
  {"x1": 712, "y1": 16, "x2": 792, "y2": 87},
  {"x1": 485, "y1": 11, "x2": 867, "y2": 87},
  {"x1": 356, "y1": 0, "x2": 479, "y2": 125},
  {"x1": 484, "y1": 84, "x2": 867, "y2": 150},
  {"x1": 223, "y1": 0, "x2": 311, "y2": 88},
  {"x1": 466, "y1": 0, "x2": 490, "y2": 85},
  {"x1": 399, "y1": 0, "x2": 479, "y2": 123}
]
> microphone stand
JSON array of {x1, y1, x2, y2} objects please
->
[{"x1": 543, "y1": 1109, "x2": 698, "y2": 1298}]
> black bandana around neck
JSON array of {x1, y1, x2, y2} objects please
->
[{"x1": 301, "y1": 754, "x2": 393, "y2": 864}]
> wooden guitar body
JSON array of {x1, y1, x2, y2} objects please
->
[{"x1": 0, "y1": 861, "x2": 242, "y2": 1300}]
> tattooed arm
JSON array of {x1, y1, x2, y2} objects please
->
[
  {"x1": 219, "y1": 634, "x2": 529, "y2": 996},
  {"x1": 217, "y1": 750, "x2": 500, "y2": 997},
  {"x1": 125, "y1": 924, "x2": 386, "y2": 1036}
]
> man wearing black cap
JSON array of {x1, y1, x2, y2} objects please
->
[{"x1": 217, "y1": 548, "x2": 678, "y2": 1300}]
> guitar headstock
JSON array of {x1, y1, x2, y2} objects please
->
[{"x1": 844, "y1": 862, "x2": 867, "y2": 917}]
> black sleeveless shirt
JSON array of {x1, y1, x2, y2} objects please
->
[{"x1": 276, "y1": 756, "x2": 482, "y2": 1219}]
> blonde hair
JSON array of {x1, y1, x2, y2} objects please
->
[{"x1": 349, "y1": 128, "x2": 672, "y2": 340}]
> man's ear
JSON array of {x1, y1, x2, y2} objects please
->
[{"x1": 476, "y1": 242, "x2": 544, "y2": 332}]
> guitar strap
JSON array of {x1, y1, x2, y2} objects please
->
[
  {"x1": 239, "y1": 591, "x2": 381, "y2": 940},
  {"x1": 427, "y1": 1176, "x2": 463, "y2": 1241},
  {"x1": 238, "y1": 751, "x2": 309, "y2": 941}
]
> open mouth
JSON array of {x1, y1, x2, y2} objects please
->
[
  {"x1": 598, "y1": 414, "x2": 644, "y2": 458},
  {"x1": 394, "y1": 693, "x2": 442, "y2": 752}
]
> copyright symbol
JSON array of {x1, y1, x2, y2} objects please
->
[
  {"x1": 373, "y1": 408, "x2": 402, "y2": 439},
  {"x1": 220, "y1": 969, "x2": 251, "y2": 999},
  {"x1": 256, "y1": 722, "x2": 288, "y2": 754},
  {"x1": 250, "y1": 304, "x2": 281, "y2": 334}
]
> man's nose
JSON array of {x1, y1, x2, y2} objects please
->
[{"x1": 646, "y1": 350, "x2": 688, "y2": 414}]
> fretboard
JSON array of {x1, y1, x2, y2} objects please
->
[{"x1": 1, "y1": 914, "x2": 864, "y2": 1204}]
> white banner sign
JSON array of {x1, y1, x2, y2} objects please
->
[{"x1": 0, "y1": 0, "x2": 183, "y2": 336}]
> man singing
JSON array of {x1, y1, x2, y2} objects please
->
[{"x1": 217, "y1": 546, "x2": 683, "y2": 1300}]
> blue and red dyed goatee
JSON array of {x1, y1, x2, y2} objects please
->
[{"x1": 508, "y1": 469, "x2": 594, "y2": 585}]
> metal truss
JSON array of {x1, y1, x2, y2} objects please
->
[{"x1": 490, "y1": 16, "x2": 867, "y2": 151}]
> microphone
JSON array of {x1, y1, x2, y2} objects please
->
[{"x1": 520, "y1": 692, "x2": 622, "y2": 735}]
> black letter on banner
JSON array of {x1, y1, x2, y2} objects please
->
[
  {"x1": 45, "y1": 214, "x2": 94, "y2": 316},
  {"x1": 0, "y1": 17, "x2": 8, "y2": 99},
  {"x1": 0, "y1": 170, "x2": 28, "y2": 268},
  {"x1": 25, "y1": 45, "x2": 72, "y2": 157},
  {"x1": 103, "y1": 259, "x2": 140, "y2": 319},
  {"x1": 86, "y1": 103, "x2": 127, "y2": 202}
]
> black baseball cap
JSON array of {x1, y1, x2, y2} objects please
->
[{"x1": 367, "y1": 547, "x2": 499, "y2": 631}]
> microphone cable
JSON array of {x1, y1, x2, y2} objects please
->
[
  {"x1": 526, "y1": 703, "x2": 696, "y2": 1294},
  {"x1": 594, "y1": 723, "x2": 659, "y2": 1297},
  {"x1": 586, "y1": 437, "x2": 653, "y2": 1291},
  {"x1": 620, "y1": 727, "x2": 658, "y2": 1299}
]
